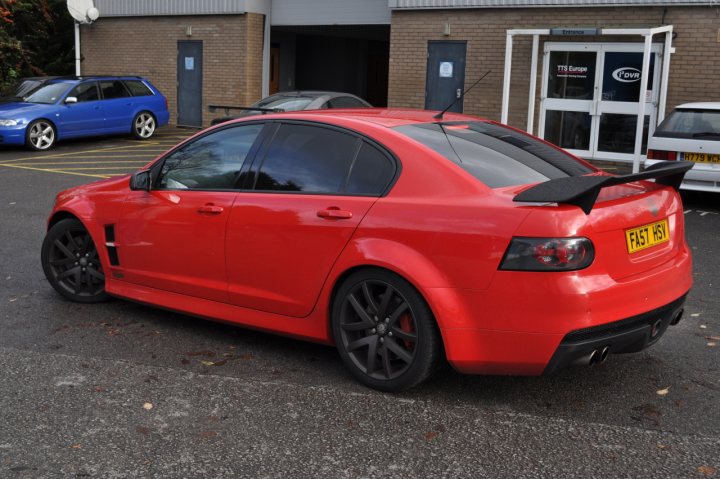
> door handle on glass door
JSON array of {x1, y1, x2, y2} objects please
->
[
  {"x1": 198, "y1": 204, "x2": 224, "y2": 214},
  {"x1": 317, "y1": 207, "x2": 353, "y2": 219}
]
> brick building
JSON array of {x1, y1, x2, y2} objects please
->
[{"x1": 82, "y1": 0, "x2": 719, "y2": 165}]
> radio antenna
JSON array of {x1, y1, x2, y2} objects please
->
[{"x1": 433, "y1": 70, "x2": 491, "y2": 120}]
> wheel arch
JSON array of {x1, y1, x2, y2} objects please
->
[
  {"x1": 323, "y1": 239, "x2": 468, "y2": 351},
  {"x1": 47, "y1": 210, "x2": 81, "y2": 231}
]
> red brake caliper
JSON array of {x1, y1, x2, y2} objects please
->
[{"x1": 398, "y1": 313, "x2": 415, "y2": 350}]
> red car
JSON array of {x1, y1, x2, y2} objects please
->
[{"x1": 41, "y1": 109, "x2": 693, "y2": 391}]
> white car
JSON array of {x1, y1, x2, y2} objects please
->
[{"x1": 646, "y1": 102, "x2": 720, "y2": 192}]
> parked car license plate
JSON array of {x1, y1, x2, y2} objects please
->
[
  {"x1": 683, "y1": 152, "x2": 720, "y2": 163},
  {"x1": 625, "y1": 219, "x2": 669, "y2": 253}
]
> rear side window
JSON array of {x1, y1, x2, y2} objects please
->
[
  {"x1": 158, "y1": 124, "x2": 264, "y2": 190},
  {"x1": 654, "y1": 109, "x2": 720, "y2": 140},
  {"x1": 346, "y1": 143, "x2": 395, "y2": 195},
  {"x1": 254, "y1": 124, "x2": 360, "y2": 194},
  {"x1": 394, "y1": 122, "x2": 593, "y2": 188},
  {"x1": 99, "y1": 80, "x2": 131, "y2": 100},
  {"x1": 123, "y1": 80, "x2": 154, "y2": 97},
  {"x1": 328, "y1": 96, "x2": 368, "y2": 109}
]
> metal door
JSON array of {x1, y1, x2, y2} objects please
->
[
  {"x1": 177, "y1": 41, "x2": 203, "y2": 127},
  {"x1": 425, "y1": 41, "x2": 467, "y2": 113}
]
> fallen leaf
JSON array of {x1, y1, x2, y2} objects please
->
[
  {"x1": 691, "y1": 313, "x2": 701, "y2": 317},
  {"x1": 135, "y1": 426, "x2": 150, "y2": 435},
  {"x1": 656, "y1": 444, "x2": 668, "y2": 450},
  {"x1": 9, "y1": 298, "x2": 17, "y2": 302},
  {"x1": 106, "y1": 329, "x2": 120, "y2": 336},
  {"x1": 239, "y1": 352, "x2": 255, "y2": 360},
  {"x1": 700, "y1": 325, "x2": 707, "y2": 329},
  {"x1": 707, "y1": 342, "x2": 717, "y2": 347},
  {"x1": 656, "y1": 387, "x2": 670, "y2": 396},
  {"x1": 423, "y1": 431, "x2": 439, "y2": 440},
  {"x1": 705, "y1": 336, "x2": 720, "y2": 341},
  {"x1": 186, "y1": 350, "x2": 216, "y2": 357},
  {"x1": 200, "y1": 360, "x2": 216, "y2": 366},
  {"x1": 697, "y1": 465, "x2": 717, "y2": 476},
  {"x1": 93, "y1": 386, "x2": 105, "y2": 393},
  {"x1": 209, "y1": 415, "x2": 220, "y2": 422},
  {"x1": 199, "y1": 431, "x2": 217, "y2": 439},
  {"x1": 71, "y1": 444, "x2": 81, "y2": 449},
  {"x1": 142, "y1": 402, "x2": 153, "y2": 411}
]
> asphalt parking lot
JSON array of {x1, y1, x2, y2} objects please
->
[{"x1": 0, "y1": 130, "x2": 718, "y2": 478}]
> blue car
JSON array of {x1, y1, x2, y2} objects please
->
[{"x1": 0, "y1": 76, "x2": 170, "y2": 151}]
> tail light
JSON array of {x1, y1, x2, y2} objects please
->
[
  {"x1": 499, "y1": 237, "x2": 595, "y2": 271},
  {"x1": 647, "y1": 149, "x2": 677, "y2": 161}
]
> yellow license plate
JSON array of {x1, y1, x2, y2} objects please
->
[
  {"x1": 683, "y1": 152, "x2": 720, "y2": 163},
  {"x1": 625, "y1": 219, "x2": 670, "y2": 254}
]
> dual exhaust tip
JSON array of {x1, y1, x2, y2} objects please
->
[{"x1": 573, "y1": 346, "x2": 610, "y2": 367}]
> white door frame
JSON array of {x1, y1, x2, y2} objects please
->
[
  {"x1": 501, "y1": 26, "x2": 673, "y2": 172},
  {"x1": 538, "y1": 42, "x2": 663, "y2": 163}
]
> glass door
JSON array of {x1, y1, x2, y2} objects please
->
[{"x1": 540, "y1": 43, "x2": 662, "y2": 162}]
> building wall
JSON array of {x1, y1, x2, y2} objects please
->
[
  {"x1": 389, "y1": 7, "x2": 720, "y2": 130},
  {"x1": 81, "y1": 14, "x2": 265, "y2": 127}
]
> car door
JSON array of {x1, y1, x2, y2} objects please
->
[
  {"x1": 225, "y1": 122, "x2": 398, "y2": 317},
  {"x1": 98, "y1": 80, "x2": 134, "y2": 133},
  {"x1": 56, "y1": 82, "x2": 104, "y2": 138},
  {"x1": 115, "y1": 123, "x2": 266, "y2": 303}
]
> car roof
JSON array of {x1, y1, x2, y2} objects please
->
[
  {"x1": 675, "y1": 102, "x2": 720, "y2": 110},
  {"x1": 237, "y1": 108, "x2": 485, "y2": 128}
]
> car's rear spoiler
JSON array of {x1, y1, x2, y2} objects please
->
[{"x1": 513, "y1": 161, "x2": 694, "y2": 214}]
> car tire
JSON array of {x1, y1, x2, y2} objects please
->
[
  {"x1": 25, "y1": 119, "x2": 56, "y2": 151},
  {"x1": 131, "y1": 111, "x2": 156, "y2": 140},
  {"x1": 41, "y1": 218, "x2": 109, "y2": 303},
  {"x1": 332, "y1": 269, "x2": 442, "y2": 392}
]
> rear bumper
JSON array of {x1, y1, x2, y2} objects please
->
[
  {"x1": 645, "y1": 159, "x2": 720, "y2": 192},
  {"x1": 542, "y1": 293, "x2": 686, "y2": 374}
]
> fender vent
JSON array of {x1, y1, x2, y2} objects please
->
[{"x1": 104, "y1": 225, "x2": 120, "y2": 266}]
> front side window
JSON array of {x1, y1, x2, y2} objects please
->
[
  {"x1": 395, "y1": 122, "x2": 594, "y2": 188},
  {"x1": 254, "y1": 124, "x2": 360, "y2": 194},
  {"x1": 67, "y1": 82, "x2": 99, "y2": 102},
  {"x1": 99, "y1": 80, "x2": 131, "y2": 100},
  {"x1": 158, "y1": 124, "x2": 264, "y2": 190}
]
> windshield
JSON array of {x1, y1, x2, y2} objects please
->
[
  {"x1": 23, "y1": 82, "x2": 72, "y2": 104},
  {"x1": 394, "y1": 122, "x2": 593, "y2": 188},
  {"x1": 254, "y1": 95, "x2": 316, "y2": 111},
  {"x1": 654, "y1": 108, "x2": 720, "y2": 140},
  {"x1": 1, "y1": 79, "x2": 42, "y2": 99}
]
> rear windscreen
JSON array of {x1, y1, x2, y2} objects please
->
[
  {"x1": 394, "y1": 122, "x2": 593, "y2": 188},
  {"x1": 654, "y1": 109, "x2": 720, "y2": 140}
]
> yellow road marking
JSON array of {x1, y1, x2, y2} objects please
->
[
  {"x1": 45, "y1": 167, "x2": 140, "y2": 170},
  {"x1": 0, "y1": 163, "x2": 111, "y2": 178},
  {"x1": 20, "y1": 161, "x2": 148, "y2": 165}
]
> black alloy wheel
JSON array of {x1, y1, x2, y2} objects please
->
[
  {"x1": 332, "y1": 269, "x2": 442, "y2": 392},
  {"x1": 41, "y1": 218, "x2": 108, "y2": 303}
]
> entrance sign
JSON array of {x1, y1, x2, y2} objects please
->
[{"x1": 550, "y1": 28, "x2": 599, "y2": 36}]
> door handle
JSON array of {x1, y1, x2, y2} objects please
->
[
  {"x1": 456, "y1": 88, "x2": 462, "y2": 99},
  {"x1": 317, "y1": 207, "x2": 353, "y2": 220},
  {"x1": 198, "y1": 204, "x2": 224, "y2": 214}
]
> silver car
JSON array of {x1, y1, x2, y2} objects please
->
[
  {"x1": 646, "y1": 102, "x2": 720, "y2": 192},
  {"x1": 210, "y1": 91, "x2": 372, "y2": 125}
]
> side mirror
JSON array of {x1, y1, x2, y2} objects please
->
[
  {"x1": 130, "y1": 170, "x2": 152, "y2": 191},
  {"x1": 65, "y1": 96, "x2": 78, "y2": 104}
]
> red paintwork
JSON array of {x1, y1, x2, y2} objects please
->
[{"x1": 46, "y1": 109, "x2": 692, "y2": 375}]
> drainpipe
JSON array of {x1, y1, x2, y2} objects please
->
[{"x1": 75, "y1": 21, "x2": 81, "y2": 76}]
